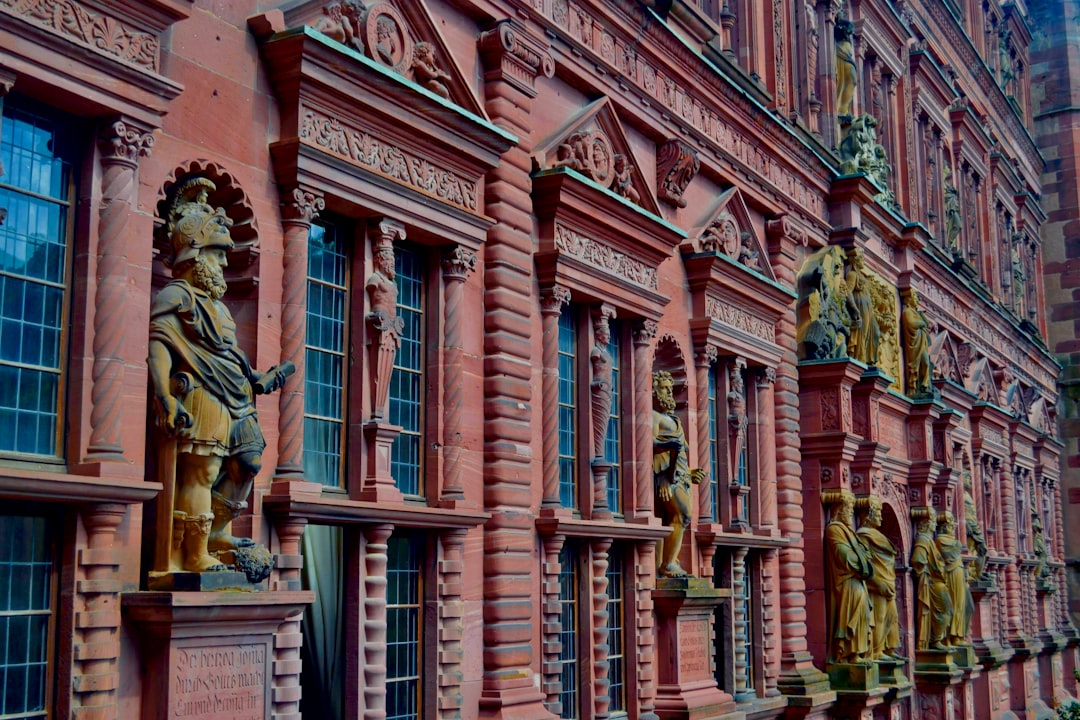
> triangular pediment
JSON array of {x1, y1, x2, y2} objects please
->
[
  {"x1": 533, "y1": 97, "x2": 661, "y2": 216},
  {"x1": 270, "y1": 0, "x2": 487, "y2": 118},
  {"x1": 930, "y1": 330, "x2": 963, "y2": 384},
  {"x1": 1003, "y1": 378, "x2": 1028, "y2": 418},
  {"x1": 689, "y1": 187, "x2": 775, "y2": 282},
  {"x1": 966, "y1": 356, "x2": 1000, "y2": 404},
  {"x1": 1027, "y1": 393, "x2": 1054, "y2": 435}
]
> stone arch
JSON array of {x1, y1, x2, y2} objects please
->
[{"x1": 153, "y1": 160, "x2": 260, "y2": 290}]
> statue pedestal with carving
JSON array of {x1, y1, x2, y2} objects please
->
[
  {"x1": 914, "y1": 648, "x2": 965, "y2": 720},
  {"x1": 653, "y1": 578, "x2": 742, "y2": 720},
  {"x1": 123, "y1": 591, "x2": 312, "y2": 720},
  {"x1": 361, "y1": 421, "x2": 404, "y2": 502}
]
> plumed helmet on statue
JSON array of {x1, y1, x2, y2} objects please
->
[{"x1": 163, "y1": 176, "x2": 234, "y2": 269}]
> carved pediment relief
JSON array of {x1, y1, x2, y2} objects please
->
[
  {"x1": 272, "y1": 0, "x2": 486, "y2": 117},
  {"x1": 1027, "y1": 393, "x2": 1054, "y2": 436},
  {"x1": 930, "y1": 330, "x2": 963, "y2": 384},
  {"x1": 690, "y1": 187, "x2": 775, "y2": 282},
  {"x1": 533, "y1": 97, "x2": 659, "y2": 215},
  {"x1": 967, "y1": 356, "x2": 1000, "y2": 405}
]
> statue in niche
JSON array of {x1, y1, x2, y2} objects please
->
[
  {"x1": 652, "y1": 371, "x2": 705, "y2": 578},
  {"x1": 943, "y1": 164, "x2": 962, "y2": 251},
  {"x1": 856, "y1": 497, "x2": 904, "y2": 661},
  {"x1": 367, "y1": 235, "x2": 405, "y2": 419},
  {"x1": 1032, "y1": 513, "x2": 1051, "y2": 579},
  {"x1": 824, "y1": 490, "x2": 875, "y2": 665},
  {"x1": 935, "y1": 512, "x2": 973, "y2": 645},
  {"x1": 796, "y1": 245, "x2": 855, "y2": 360},
  {"x1": 737, "y1": 231, "x2": 760, "y2": 270},
  {"x1": 148, "y1": 177, "x2": 291, "y2": 583},
  {"x1": 901, "y1": 290, "x2": 933, "y2": 396},
  {"x1": 999, "y1": 25, "x2": 1014, "y2": 87},
  {"x1": 612, "y1": 154, "x2": 640, "y2": 204},
  {"x1": 835, "y1": 19, "x2": 857, "y2": 121},
  {"x1": 590, "y1": 313, "x2": 615, "y2": 459},
  {"x1": 314, "y1": 0, "x2": 366, "y2": 52},
  {"x1": 411, "y1": 41, "x2": 451, "y2": 99},
  {"x1": 912, "y1": 515, "x2": 953, "y2": 650},
  {"x1": 845, "y1": 249, "x2": 881, "y2": 366},
  {"x1": 1011, "y1": 241, "x2": 1026, "y2": 315},
  {"x1": 962, "y1": 471, "x2": 989, "y2": 583}
]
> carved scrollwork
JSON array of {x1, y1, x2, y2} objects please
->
[
  {"x1": 656, "y1": 138, "x2": 699, "y2": 208},
  {"x1": 100, "y1": 120, "x2": 154, "y2": 165},
  {"x1": 4, "y1": 0, "x2": 159, "y2": 69}
]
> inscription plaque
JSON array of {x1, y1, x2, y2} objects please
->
[
  {"x1": 173, "y1": 644, "x2": 267, "y2": 719},
  {"x1": 680, "y1": 619, "x2": 710, "y2": 680}
]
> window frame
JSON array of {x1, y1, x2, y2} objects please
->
[
  {"x1": 389, "y1": 242, "x2": 428, "y2": 500},
  {"x1": 385, "y1": 531, "x2": 425, "y2": 720}
]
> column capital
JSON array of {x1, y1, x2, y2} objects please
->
[
  {"x1": 369, "y1": 216, "x2": 406, "y2": 247},
  {"x1": 632, "y1": 319, "x2": 659, "y2": 346},
  {"x1": 281, "y1": 186, "x2": 325, "y2": 224},
  {"x1": 442, "y1": 246, "x2": 478, "y2": 281},
  {"x1": 99, "y1": 117, "x2": 155, "y2": 165},
  {"x1": 696, "y1": 344, "x2": 718, "y2": 368},
  {"x1": 540, "y1": 284, "x2": 571, "y2": 316},
  {"x1": 478, "y1": 18, "x2": 554, "y2": 98}
]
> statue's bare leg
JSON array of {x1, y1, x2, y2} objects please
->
[
  {"x1": 209, "y1": 451, "x2": 260, "y2": 552},
  {"x1": 175, "y1": 454, "x2": 229, "y2": 572},
  {"x1": 659, "y1": 485, "x2": 691, "y2": 578}
]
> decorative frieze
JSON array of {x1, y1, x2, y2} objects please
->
[
  {"x1": 2, "y1": 0, "x2": 159, "y2": 70},
  {"x1": 299, "y1": 108, "x2": 478, "y2": 212},
  {"x1": 704, "y1": 298, "x2": 776, "y2": 342},
  {"x1": 554, "y1": 222, "x2": 659, "y2": 290}
]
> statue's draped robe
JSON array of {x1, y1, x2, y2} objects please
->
[
  {"x1": 937, "y1": 534, "x2": 973, "y2": 641},
  {"x1": 825, "y1": 519, "x2": 874, "y2": 663},
  {"x1": 856, "y1": 526, "x2": 899, "y2": 657},
  {"x1": 911, "y1": 534, "x2": 953, "y2": 649}
]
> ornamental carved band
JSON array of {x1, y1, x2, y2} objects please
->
[
  {"x1": 3, "y1": 0, "x2": 159, "y2": 70},
  {"x1": 704, "y1": 298, "x2": 776, "y2": 342},
  {"x1": 554, "y1": 223, "x2": 658, "y2": 290},
  {"x1": 299, "y1": 109, "x2": 478, "y2": 212}
]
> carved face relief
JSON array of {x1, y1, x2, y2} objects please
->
[{"x1": 366, "y1": 4, "x2": 412, "y2": 73}]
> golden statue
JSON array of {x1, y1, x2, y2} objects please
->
[
  {"x1": 652, "y1": 371, "x2": 704, "y2": 578},
  {"x1": 835, "y1": 20, "x2": 857, "y2": 120},
  {"x1": 911, "y1": 515, "x2": 952, "y2": 650},
  {"x1": 845, "y1": 250, "x2": 882, "y2": 366},
  {"x1": 901, "y1": 290, "x2": 933, "y2": 396},
  {"x1": 935, "y1": 512, "x2": 973, "y2": 646},
  {"x1": 149, "y1": 177, "x2": 291, "y2": 582},
  {"x1": 962, "y1": 471, "x2": 989, "y2": 583},
  {"x1": 796, "y1": 245, "x2": 855, "y2": 360},
  {"x1": 825, "y1": 491, "x2": 875, "y2": 665},
  {"x1": 856, "y1": 497, "x2": 903, "y2": 661}
]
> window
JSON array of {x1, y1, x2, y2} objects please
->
[
  {"x1": 710, "y1": 360, "x2": 752, "y2": 526},
  {"x1": 304, "y1": 221, "x2": 349, "y2": 486},
  {"x1": 604, "y1": 324, "x2": 622, "y2": 513},
  {"x1": 0, "y1": 98, "x2": 75, "y2": 459},
  {"x1": 390, "y1": 245, "x2": 424, "y2": 497},
  {"x1": 707, "y1": 368, "x2": 720, "y2": 522},
  {"x1": 557, "y1": 545, "x2": 579, "y2": 719},
  {"x1": 606, "y1": 551, "x2": 626, "y2": 716},
  {"x1": 0, "y1": 513, "x2": 56, "y2": 720},
  {"x1": 557, "y1": 312, "x2": 577, "y2": 508},
  {"x1": 386, "y1": 533, "x2": 423, "y2": 720}
]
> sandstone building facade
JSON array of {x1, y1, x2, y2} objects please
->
[{"x1": 0, "y1": 1, "x2": 1076, "y2": 719}]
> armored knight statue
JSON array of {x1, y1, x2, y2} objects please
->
[{"x1": 149, "y1": 177, "x2": 291, "y2": 583}]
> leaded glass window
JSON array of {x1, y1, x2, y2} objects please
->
[
  {"x1": 557, "y1": 545, "x2": 578, "y2": 719},
  {"x1": 707, "y1": 366, "x2": 719, "y2": 523},
  {"x1": 557, "y1": 312, "x2": 577, "y2": 508},
  {"x1": 304, "y1": 221, "x2": 348, "y2": 486},
  {"x1": 0, "y1": 513, "x2": 55, "y2": 720},
  {"x1": 386, "y1": 534, "x2": 422, "y2": 720},
  {"x1": 390, "y1": 245, "x2": 424, "y2": 497},
  {"x1": 606, "y1": 551, "x2": 626, "y2": 716},
  {"x1": 0, "y1": 98, "x2": 75, "y2": 458},
  {"x1": 604, "y1": 324, "x2": 621, "y2": 513}
]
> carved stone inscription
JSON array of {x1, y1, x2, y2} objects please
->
[
  {"x1": 680, "y1": 619, "x2": 710, "y2": 680},
  {"x1": 173, "y1": 644, "x2": 267, "y2": 720},
  {"x1": 299, "y1": 108, "x2": 478, "y2": 212},
  {"x1": 554, "y1": 222, "x2": 658, "y2": 289}
]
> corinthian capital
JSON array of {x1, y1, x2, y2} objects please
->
[{"x1": 99, "y1": 119, "x2": 155, "y2": 164}]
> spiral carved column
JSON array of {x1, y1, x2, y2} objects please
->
[
  {"x1": 87, "y1": 120, "x2": 153, "y2": 460},
  {"x1": 441, "y1": 247, "x2": 477, "y2": 503},
  {"x1": 363, "y1": 524, "x2": 394, "y2": 720},
  {"x1": 540, "y1": 286, "x2": 571, "y2": 510},
  {"x1": 591, "y1": 538, "x2": 612, "y2": 720},
  {"x1": 756, "y1": 368, "x2": 778, "y2": 530},
  {"x1": 276, "y1": 187, "x2": 324, "y2": 479},
  {"x1": 632, "y1": 319, "x2": 658, "y2": 519}
]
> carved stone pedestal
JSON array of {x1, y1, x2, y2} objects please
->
[
  {"x1": 148, "y1": 570, "x2": 254, "y2": 592},
  {"x1": 653, "y1": 578, "x2": 742, "y2": 720},
  {"x1": 827, "y1": 662, "x2": 879, "y2": 691},
  {"x1": 123, "y1": 591, "x2": 313, "y2": 720},
  {"x1": 828, "y1": 663, "x2": 888, "y2": 720},
  {"x1": 361, "y1": 421, "x2": 404, "y2": 502},
  {"x1": 915, "y1": 649, "x2": 964, "y2": 720}
]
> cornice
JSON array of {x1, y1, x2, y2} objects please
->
[{"x1": 262, "y1": 492, "x2": 490, "y2": 530}]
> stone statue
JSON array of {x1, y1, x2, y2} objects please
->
[
  {"x1": 653, "y1": 371, "x2": 705, "y2": 578},
  {"x1": 590, "y1": 315, "x2": 615, "y2": 458},
  {"x1": 149, "y1": 177, "x2": 290, "y2": 583},
  {"x1": 935, "y1": 512, "x2": 973, "y2": 646},
  {"x1": 367, "y1": 234, "x2": 405, "y2": 419},
  {"x1": 313, "y1": 0, "x2": 366, "y2": 52},
  {"x1": 411, "y1": 41, "x2": 451, "y2": 99},
  {"x1": 856, "y1": 497, "x2": 903, "y2": 661},
  {"x1": 943, "y1": 164, "x2": 962, "y2": 251},
  {"x1": 825, "y1": 491, "x2": 875, "y2": 665},
  {"x1": 962, "y1": 471, "x2": 989, "y2": 583},
  {"x1": 901, "y1": 290, "x2": 933, "y2": 396},
  {"x1": 835, "y1": 19, "x2": 857, "y2": 120},
  {"x1": 911, "y1": 515, "x2": 953, "y2": 650},
  {"x1": 796, "y1": 245, "x2": 854, "y2": 360},
  {"x1": 736, "y1": 231, "x2": 760, "y2": 270},
  {"x1": 1032, "y1": 513, "x2": 1051, "y2": 579},
  {"x1": 845, "y1": 250, "x2": 881, "y2": 366},
  {"x1": 612, "y1": 153, "x2": 640, "y2": 204}
]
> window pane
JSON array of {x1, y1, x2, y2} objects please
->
[
  {"x1": 386, "y1": 534, "x2": 422, "y2": 720},
  {"x1": 708, "y1": 367, "x2": 719, "y2": 523},
  {"x1": 303, "y1": 222, "x2": 348, "y2": 486},
  {"x1": 557, "y1": 545, "x2": 578, "y2": 719},
  {"x1": 390, "y1": 245, "x2": 424, "y2": 497},
  {"x1": 604, "y1": 324, "x2": 621, "y2": 513},
  {"x1": 606, "y1": 551, "x2": 625, "y2": 714},
  {"x1": 558, "y1": 312, "x2": 577, "y2": 508},
  {"x1": 0, "y1": 514, "x2": 54, "y2": 719},
  {"x1": 0, "y1": 99, "x2": 74, "y2": 458}
]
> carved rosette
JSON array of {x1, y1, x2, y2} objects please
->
[
  {"x1": 87, "y1": 119, "x2": 154, "y2": 460},
  {"x1": 441, "y1": 246, "x2": 478, "y2": 503}
]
